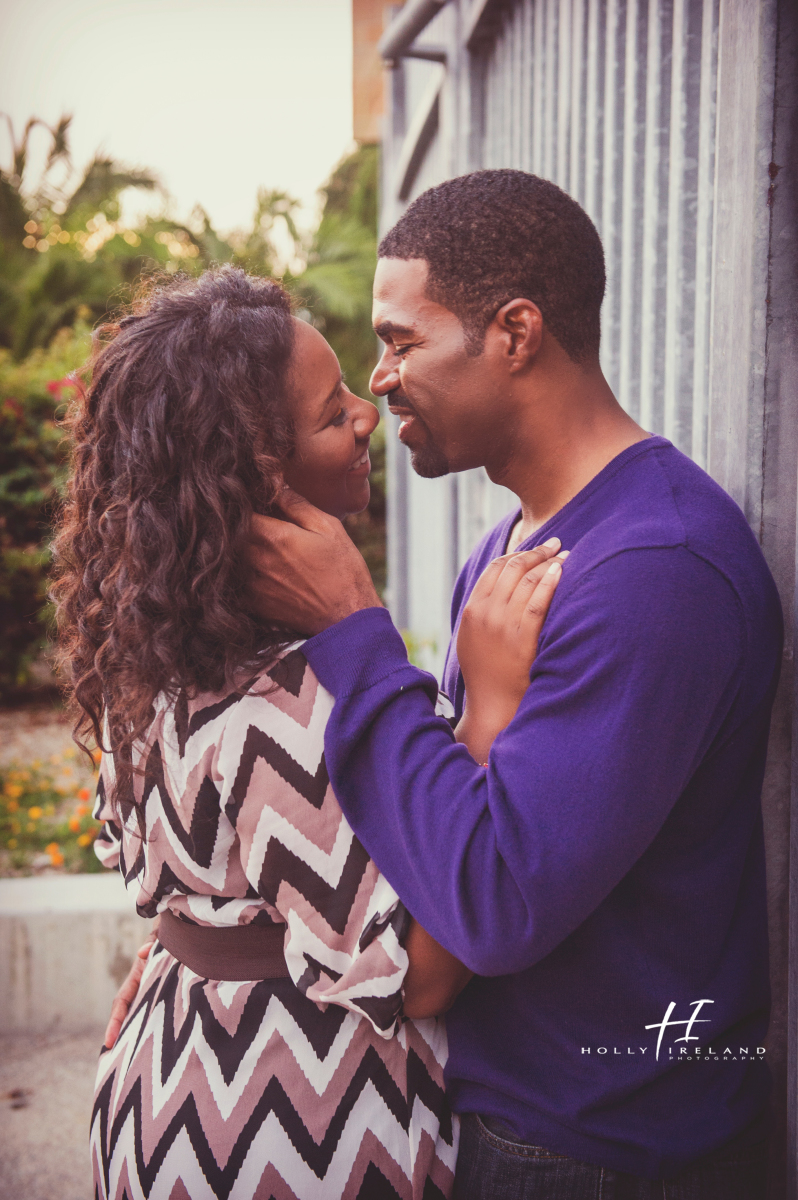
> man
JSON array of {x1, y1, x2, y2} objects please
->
[
  {"x1": 110, "y1": 170, "x2": 781, "y2": 1197},
  {"x1": 244, "y1": 171, "x2": 782, "y2": 1198}
]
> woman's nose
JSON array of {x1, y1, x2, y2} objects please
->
[
  {"x1": 370, "y1": 348, "x2": 399, "y2": 397},
  {"x1": 354, "y1": 397, "x2": 380, "y2": 438}
]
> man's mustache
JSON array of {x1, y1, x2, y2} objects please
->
[{"x1": 386, "y1": 388, "x2": 415, "y2": 414}]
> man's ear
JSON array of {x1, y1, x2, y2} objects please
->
[{"x1": 492, "y1": 299, "x2": 544, "y2": 372}]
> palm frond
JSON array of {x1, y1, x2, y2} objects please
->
[
  {"x1": 65, "y1": 156, "x2": 159, "y2": 215},
  {"x1": 44, "y1": 115, "x2": 72, "y2": 172}
]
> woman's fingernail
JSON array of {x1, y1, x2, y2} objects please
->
[
  {"x1": 542, "y1": 537, "x2": 561, "y2": 549},
  {"x1": 557, "y1": 550, "x2": 570, "y2": 559},
  {"x1": 546, "y1": 561, "x2": 562, "y2": 575}
]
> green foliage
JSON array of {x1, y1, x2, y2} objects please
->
[
  {"x1": 296, "y1": 146, "x2": 384, "y2": 592},
  {"x1": 0, "y1": 326, "x2": 90, "y2": 695},
  {"x1": 298, "y1": 144, "x2": 378, "y2": 400},
  {"x1": 1, "y1": 751, "x2": 103, "y2": 876},
  {"x1": 402, "y1": 630, "x2": 439, "y2": 669},
  {"x1": 0, "y1": 118, "x2": 385, "y2": 691},
  {"x1": 0, "y1": 114, "x2": 166, "y2": 357}
]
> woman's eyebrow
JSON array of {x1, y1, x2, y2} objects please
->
[{"x1": 319, "y1": 375, "x2": 343, "y2": 416}]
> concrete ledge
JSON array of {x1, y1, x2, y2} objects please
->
[{"x1": 0, "y1": 874, "x2": 154, "y2": 1034}]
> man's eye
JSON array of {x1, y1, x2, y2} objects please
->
[{"x1": 330, "y1": 407, "x2": 347, "y2": 426}]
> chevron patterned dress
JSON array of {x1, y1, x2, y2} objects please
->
[{"x1": 89, "y1": 647, "x2": 457, "y2": 1200}]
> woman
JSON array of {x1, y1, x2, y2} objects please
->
[{"x1": 53, "y1": 267, "x2": 562, "y2": 1200}]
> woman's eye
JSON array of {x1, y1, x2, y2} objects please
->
[
  {"x1": 395, "y1": 345, "x2": 413, "y2": 357},
  {"x1": 330, "y1": 407, "x2": 347, "y2": 427}
]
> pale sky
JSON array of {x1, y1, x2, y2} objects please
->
[{"x1": 0, "y1": 0, "x2": 354, "y2": 236}]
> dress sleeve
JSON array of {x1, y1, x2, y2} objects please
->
[
  {"x1": 92, "y1": 753, "x2": 123, "y2": 871},
  {"x1": 217, "y1": 664, "x2": 410, "y2": 1038}
]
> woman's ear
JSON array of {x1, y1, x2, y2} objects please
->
[{"x1": 491, "y1": 298, "x2": 544, "y2": 372}]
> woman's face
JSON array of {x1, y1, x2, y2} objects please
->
[{"x1": 282, "y1": 319, "x2": 380, "y2": 519}]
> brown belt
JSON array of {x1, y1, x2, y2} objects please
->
[{"x1": 158, "y1": 908, "x2": 290, "y2": 981}]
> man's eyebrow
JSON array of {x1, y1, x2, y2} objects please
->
[{"x1": 374, "y1": 320, "x2": 417, "y2": 340}]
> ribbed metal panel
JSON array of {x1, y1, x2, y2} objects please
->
[{"x1": 473, "y1": 0, "x2": 719, "y2": 461}]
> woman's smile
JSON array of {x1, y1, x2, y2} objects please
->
[{"x1": 349, "y1": 447, "x2": 371, "y2": 474}]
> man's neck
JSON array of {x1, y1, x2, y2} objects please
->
[{"x1": 491, "y1": 368, "x2": 649, "y2": 552}]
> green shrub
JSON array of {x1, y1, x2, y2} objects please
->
[
  {"x1": 0, "y1": 133, "x2": 385, "y2": 697},
  {"x1": 0, "y1": 326, "x2": 90, "y2": 696}
]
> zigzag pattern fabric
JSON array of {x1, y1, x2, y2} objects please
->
[{"x1": 90, "y1": 648, "x2": 456, "y2": 1199}]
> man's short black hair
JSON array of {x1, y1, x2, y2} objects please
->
[{"x1": 378, "y1": 169, "x2": 605, "y2": 364}]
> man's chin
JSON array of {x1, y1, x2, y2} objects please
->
[{"x1": 409, "y1": 444, "x2": 451, "y2": 479}]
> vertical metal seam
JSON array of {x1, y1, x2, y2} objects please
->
[
  {"x1": 533, "y1": 0, "x2": 544, "y2": 172},
  {"x1": 584, "y1": 0, "x2": 599, "y2": 215},
  {"x1": 690, "y1": 0, "x2": 720, "y2": 468},
  {"x1": 600, "y1": 0, "x2": 621, "y2": 393},
  {"x1": 638, "y1": 0, "x2": 660, "y2": 431},
  {"x1": 619, "y1": 0, "x2": 640, "y2": 416},
  {"x1": 663, "y1": 0, "x2": 686, "y2": 444},
  {"x1": 558, "y1": 0, "x2": 572, "y2": 188},
  {"x1": 570, "y1": 0, "x2": 586, "y2": 203}
]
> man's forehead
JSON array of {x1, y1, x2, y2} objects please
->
[
  {"x1": 373, "y1": 254, "x2": 428, "y2": 294},
  {"x1": 371, "y1": 256, "x2": 444, "y2": 331}
]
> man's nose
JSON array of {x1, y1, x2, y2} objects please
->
[{"x1": 370, "y1": 348, "x2": 399, "y2": 397}]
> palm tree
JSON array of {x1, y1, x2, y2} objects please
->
[{"x1": 0, "y1": 113, "x2": 164, "y2": 356}]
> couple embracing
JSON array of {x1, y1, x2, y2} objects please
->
[{"x1": 54, "y1": 170, "x2": 781, "y2": 1200}]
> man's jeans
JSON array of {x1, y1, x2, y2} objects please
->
[{"x1": 453, "y1": 1113, "x2": 769, "y2": 1199}]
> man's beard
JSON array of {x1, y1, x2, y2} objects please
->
[
  {"x1": 402, "y1": 410, "x2": 450, "y2": 478},
  {"x1": 389, "y1": 389, "x2": 451, "y2": 478},
  {"x1": 410, "y1": 439, "x2": 451, "y2": 478}
]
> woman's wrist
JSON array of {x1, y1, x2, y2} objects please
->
[
  {"x1": 460, "y1": 689, "x2": 525, "y2": 732},
  {"x1": 455, "y1": 695, "x2": 524, "y2": 764}
]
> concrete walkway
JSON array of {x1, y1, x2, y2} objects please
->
[
  {"x1": 0, "y1": 1031, "x2": 99, "y2": 1199},
  {"x1": 0, "y1": 710, "x2": 140, "y2": 1195}
]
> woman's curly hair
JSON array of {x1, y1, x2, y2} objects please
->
[{"x1": 51, "y1": 266, "x2": 297, "y2": 812}]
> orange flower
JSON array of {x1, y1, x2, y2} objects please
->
[
  {"x1": 77, "y1": 787, "x2": 91, "y2": 802},
  {"x1": 76, "y1": 803, "x2": 89, "y2": 817},
  {"x1": 28, "y1": 806, "x2": 42, "y2": 820},
  {"x1": 50, "y1": 852, "x2": 65, "y2": 866},
  {"x1": 77, "y1": 833, "x2": 92, "y2": 847},
  {"x1": 91, "y1": 749, "x2": 102, "y2": 766},
  {"x1": 6, "y1": 799, "x2": 19, "y2": 813},
  {"x1": 45, "y1": 842, "x2": 60, "y2": 855},
  {"x1": 4, "y1": 783, "x2": 23, "y2": 799},
  {"x1": 68, "y1": 817, "x2": 80, "y2": 832}
]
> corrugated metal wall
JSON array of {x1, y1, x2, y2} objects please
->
[{"x1": 473, "y1": 0, "x2": 719, "y2": 466}]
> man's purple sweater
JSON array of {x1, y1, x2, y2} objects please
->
[{"x1": 302, "y1": 437, "x2": 782, "y2": 1178}]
